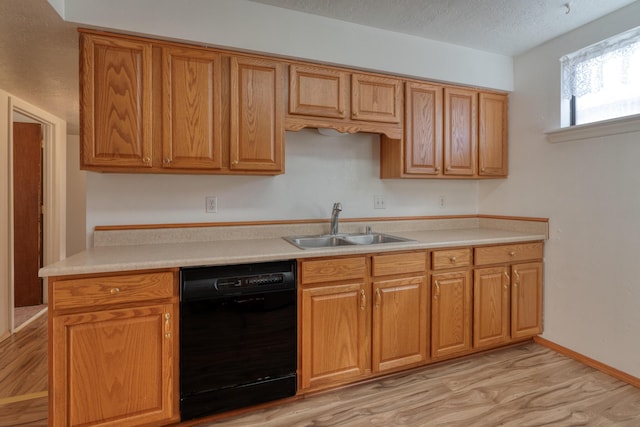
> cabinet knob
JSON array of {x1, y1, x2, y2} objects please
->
[
  {"x1": 509, "y1": 251, "x2": 516, "y2": 257},
  {"x1": 360, "y1": 289, "x2": 366, "y2": 310},
  {"x1": 375, "y1": 288, "x2": 381, "y2": 308},
  {"x1": 435, "y1": 167, "x2": 440, "y2": 172},
  {"x1": 142, "y1": 157, "x2": 151, "y2": 164},
  {"x1": 446, "y1": 166, "x2": 451, "y2": 171},
  {"x1": 231, "y1": 160, "x2": 239, "y2": 166},
  {"x1": 110, "y1": 287, "x2": 120, "y2": 295},
  {"x1": 165, "y1": 332, "x2": 171, "y2": 339},
  {"x1": 481, "y1": 167, "x2": 486, "y2": 173},
  {"x1": 163, "y1": 158, "x2": 171, "y2": 165},
  {"x1": 449, "y1": 256, "x2": 457, "y2": 263}
]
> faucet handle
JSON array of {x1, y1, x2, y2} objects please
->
[{"x1": 333, "y1": 202, "x2": 342, "y2": 211}]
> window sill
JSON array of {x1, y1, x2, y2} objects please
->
[{"x1": 545, "y1": 114, "x2": 640, "y2": 143}]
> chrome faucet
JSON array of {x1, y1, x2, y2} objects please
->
[{"x1": 330, "y1": 202, "x2": 342, "y2": 235}]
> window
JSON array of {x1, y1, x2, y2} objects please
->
[{"x1": 561, "y1": 26, "x2": 640, "y2": 127}]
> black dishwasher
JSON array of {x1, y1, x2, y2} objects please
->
[{"x1": 179, "y1": 260, "x2": 297, "y2": 421}]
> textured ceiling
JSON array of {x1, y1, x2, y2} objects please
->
[
  {"x1": 0, "y1": 0, "x2": 638, "y2": 135},
  {"x1": 249, "y1": 0, "x2": 638, "y2": 56}
]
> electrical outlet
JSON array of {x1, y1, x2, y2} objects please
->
[
  {"x1": 439, "y1": 195, "x2": 446, "y2": 209},
  {"x1": 205, "y1": 196, "x2": 218, "y2": 213},
  {"x1": 374, "y1": 195, "x2": 386, "y2": 209}
]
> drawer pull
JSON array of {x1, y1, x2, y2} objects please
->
[
  {"x1": 165, "y1": 332, "x2": 171, "y2": 339},
  {"x1": 504, "y1": 271, "x2": 510, "y2": 281},
  {"x1": 110, "y1": 287, "x2": 120, "y2": 295},
  {"x1": 514, "y1": 270, "x2": 520, "y2": 280},
  {"x1": 449, "y1": 256, "x2": 457, "y2": 263},
  {"x1": 509, "y1": 251, "x2": 516, "y2": 257},
  {"x1": 434, "y1": 281, "x2": 440, "y2": 297}
]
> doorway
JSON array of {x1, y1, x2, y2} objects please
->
[
  {"x1": 12, "y1": 121, "x2": 46, "y2": 328},
  {"x1": 5, "y1": 97, "x2": 67, "y2": 335}
]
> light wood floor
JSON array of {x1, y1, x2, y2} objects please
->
[
  {"x1": 0, "y1": 310, "x2": 47, "y2": 426},
  {"x1": 198, "y1": 344, "x2": 640, "y2": 427},
  {"x1": 2, "y1": 314, "x2": 640, "y2": 427}
]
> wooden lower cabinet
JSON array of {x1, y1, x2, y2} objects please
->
[
  {"x1": 299, "y1": 255, "x2": 370, "y2": 390},
  {"x1": 299, "y1": 251, "x2": 428, "y2": 391},
  {"x1": 430, "y1": 270, "x2": 472, "y2": 358},
  {"x1": 48, "y1": 270, "x2": 179, "y2": 427},
  {"x1": 511, "y1": 262, "x2": 543, "y2": 339},
  {"x1": 300, "y1": 281, "x2": 370, "y2": 390},
  {"x1": 372, "y1": 275, "x2": 428, "y2": 373},
  {"x1": 473, "y1": 266, "x2": 510, "y2": 349}
]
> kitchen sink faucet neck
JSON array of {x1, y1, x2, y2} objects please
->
[{"x1": 330, "y1": 202, "x2": 342, "y2": 235}]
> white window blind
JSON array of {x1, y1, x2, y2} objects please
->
[{"x1": 561, "y1": 26, "x2": 640, "y2": 126}]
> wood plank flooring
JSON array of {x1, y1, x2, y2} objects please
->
[
  {"x1": 197, "y1": 344, "x2": 640, "y2": 427},
  {"x1": 2, "y1": 312, "x2": 640, "y2": 427},
  {"x1": 0, "y1": 310, "x2": 47, "y2": 427}
]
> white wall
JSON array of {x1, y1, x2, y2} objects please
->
[
  {"x1": 86, "y1": 130, "x2": 478, "y2": 245},
  {"x1": 59, "y1": 0, "x2": 513, "y2": 91},
  {"x1": 66, "y1": 134, "x2": 86, "y2": 256},
  {"x1": 479, "y1": 2, "x2": 640, "y2": 377}
]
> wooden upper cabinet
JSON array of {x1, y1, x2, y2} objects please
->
[
  {"x1": 80, "y1": 33, "x2": 153, "y2": 168},
  {"x1": 444, "y1": 87, "x2": 477, "y2": 176},
  {"x1": 289, "y1": 64, "x2": 347, "y2": 119},
  {"x1": 161, "y1": 46, "x2": 222, "y2": 170},
  {"x1": 230, "y1": 56, "x2": 285, "y2": 173},
  {"x1": 479, "y1": 92, "x2": 508, "y2": 177},
  {"x1": 351, "y1": 73, "x2": 402, "y2": 123},
  {"x1": 404, "y1": 82, "x2": 443, "y2": 175}
]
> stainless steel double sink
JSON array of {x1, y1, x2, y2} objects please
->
[{"x1": 283, "y1": 232, "x2": 414, "y2": 249}]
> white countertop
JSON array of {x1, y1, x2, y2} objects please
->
[{"x1": 40, "y1": 227, "x2": 546, "y2": 277}]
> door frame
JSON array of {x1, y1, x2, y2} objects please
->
[{"x1": 1, "y1": 93, "x2": 66, "y2": 337}]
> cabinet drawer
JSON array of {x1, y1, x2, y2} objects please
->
[
  {"x1": 52, "y1": 271, "x2": 176, "y2": 311},
  {"x1": 372, "y1": 251, "x2": 426, "y2": 277},
  {"x1": 431, "y1": 248, "x2": 472, "y2": 270},
  {"x1": 474, "y1": 242, "x2": 543, "y2": 266},
  {"x1": 300, "y1": 257, "x2": 367, "y2": 285}
]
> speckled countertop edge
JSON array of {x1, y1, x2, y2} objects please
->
[{"x1": 40, "y1": 227, "x2": 546, "y2": 277}]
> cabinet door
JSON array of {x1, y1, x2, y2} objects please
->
[
  {"x1": 289, "y1": 64, "x2": 347, "y2": 119},
  {"x1": 431, "y1": 270, "x2": 472, "y2": 358},
  {"x1": 161, "y1": 46, "x2": 222, "y2": 169},
  {"x1": 372, "y1": 276, "x2": 428, "y2": 372},
  {"x1": 300, "y1": 282, "x2": 369, "y2": 390},
  {"x1": 511, "y1": 262, "x2": 543, "y2": 339},
  {"x1": 444, "y1": 87, "x2": 477, "y2": 176},
  {"x1": 51, "y1": 304, "x2": 177, "y2": 427},
  {"x1": 474, "y1": 267, "x2": 510, "y2": 349},
  {"x1": 404, "y1": 82, "x2": 443, "y2": 175},
  {"x1": 351, "y1": 73, "x2": 402, "y2": 123},
  {"x1": 230, "y1": 56, "x2": 285, "y2": 172},
  {"x1": 479, "y1": 92, "x2": 508, "y2": 177},
  {"x1": 80, "y1": 33, "x2": 153, "y2": 168}
]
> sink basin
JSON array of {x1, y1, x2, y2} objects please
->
[
  {"x1": 284, "y1": 233, "x2": 414, "y2": 249},
  {"x1": 284, "y1": 235, "x2": 356, "y2": 249},
  {"x1": 341, "y1": 233, "x2": 413, "y2": 245}
]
